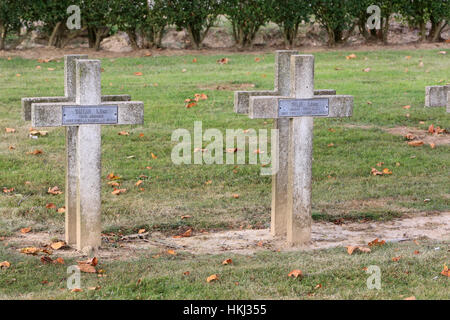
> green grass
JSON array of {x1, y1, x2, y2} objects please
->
[{"x1": 0, "y1": 49, "x2": 449, "y2": 299}]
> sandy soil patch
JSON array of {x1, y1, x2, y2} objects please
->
[
  {"x1": 385, "y1": 126, "x2": 450, "y2": 146},
  {"x1": 3, "y1": 211, "x2": 448, "y2": 261}
]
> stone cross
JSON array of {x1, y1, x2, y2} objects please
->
[
  {"x1": 22, "y1": 55, "x2": 132, "y2": 246},
  {"x1": 29, "y1": 59, "x2": 144, "y2": 251},
  {"x1": 425, "y1": 84, "x2": 450, "y2": 113},
  {"x1": 249, "y1": 55, "x2": 353, "y2": 246},
  {"x1": 234, "y1": 50, "x2": 336, "y2": 237}
]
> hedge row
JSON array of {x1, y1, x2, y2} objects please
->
[{"x1": 0, "y1": 0, "x2": 449, "y2": 51}]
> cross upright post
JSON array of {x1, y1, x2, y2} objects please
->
[
  {"x1": 29, "y1": 59, "x2": 144, "y2": 252},
  {"x1": 248, "y1": 55, "x2": 353, "y2": 246},
  {"x1": 22, "y1": 55, "x2": 132, "y2": 245},
  {"x1": 234, "y1": 51, "x2": 336, "y2": 237}
]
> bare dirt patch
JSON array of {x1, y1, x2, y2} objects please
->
[
  {"x1": 3, "y1": 211, "x2": 448, "y2": 261},
  {"x1": 385, "y1": 126, "x2": 450, "y2": 146}
]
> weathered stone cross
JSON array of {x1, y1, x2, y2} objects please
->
[
  {"x1": 425, "y1": 84, "x2": 450, "y2": 113},
  {"x1": 249, "y1": 55, "x2": 353, "y2": 246},
  {"x1": 22, "y1": 55, "x2": 132, "y2": 247},
  {"x1": 234, "y1": 50, "x2": 336, "y2": 237},
  {"x1": 29, "y1": 59, "x2": 144, "y2": 252}
]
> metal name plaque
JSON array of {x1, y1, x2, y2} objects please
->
[
  {"x1": 278, "y1": 98, "x2": 329, "y2": 117},
  {"x1": 62, "y1": 105, "x2": 118, "y2": 125}
]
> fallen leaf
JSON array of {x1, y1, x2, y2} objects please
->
[
  {"x1": 429, "y1": 143, "x2": 436, "y2": 149},
  {"x1": 20, "y1": 227, "x2": 31, "y2": 234},
  {"x1": 71, "y1": 288, "x2": 83, "y2": 292},
  {"x1": 55, "y1": 257, "x2": 65, "y2": 264},
  {"x1": 382, "y1": 168, "x2": 392, "y2": 175},
  {"x1": 48, "y1": 186, "x2": 62, "y2": 195},
  {"x1": 288, "y1": 270, "x2": 303, "y2": 278},
  {"x1": 167, "y1": 249, "x2": 176, "y2": 255},
  {"x1": 222, "y1": 258, "x2": 233, "y2": 265},
  {"x1": 0, "y1": 261, "x2": 11, "y2": 269},
  {"x1": 217, "y1": 58, "x2": 229, "y2": 64},
  {"x1": 207, "y1": 274, "x2": 219, "y2": 282},
  {"x1": 404, "y1": 296, "x2": 416, "y2": 300},
  {"x1": 8, "y1": 145, "x2": 15, "y2": 150},
  {"x1": 27, "y1": 149, "x2": 43, "y2": 155},
  {"x1": 40, "y1": 256, "x2": 54, "y2": 264},
  {"x1": 46, "y1": 203, "x2": 57, "y2": 209},
  {"x1": 183, "y1": 271, "x2": 190, "y2": 276},
  {"x1": 408, "y1": 140, "x2": 424, "y2": 147},
  {"x1": 151, "y1": 153, "x2": 157, "y2": 159},
  {"x1": 50, "y1": 241, "x2": 66, "y2": 250},
  {"x1": 107, "y1": 173, "x2": 120, "y2": 180},
  {"x1": 138, "y1": 229, "x2": 146, "y2": 234},
  {"x1": 134, "y1": 72, "x2": 143, "y2": 76},
  {"x1": 405, "y1": 133, "x2": 416, "y2": 140},
  {"x1": 88, "y1": 286, "x2": 101, "y2": 291},
  {"x1": 346, "y1": 246, "x2": 371, "y2": 255},
  {"x1": 441, "y1": 265, "x2": 449, "y2": 277},
  {"x1": 5, "y1": 128, "x2": 16, "y2": 133},
  {"x1": 118, "y1": 131, "x2": 129, "y2": 136},
  {"x1": 232, "y1": 194, "x2": 239, "y2": 199},
  {"x1": 392, "y1": 256, "x2": 402, "y2": 262},
  {"x1": 112, "y1": 188, "x2": 126, "y2": 195},
  {"x1": 181, "y1": 215, "x2": 192, "y2": 220},
  {"x1": 20, "y1": 247, "x2": 40, "y2": 255},
  {"x1": 403, "y1": 105, "x2": 411, "y2": 109},
  {"x1": 368, "y1": 238, "x2": 386, "y2": 247},
  {"x1": 192, "y1": 58, "x2": 197, "y2": 63},
  {"x1": 346, "y1": 54, "x2": 357, "y2": 60},
  {"x1": 3, "y1": 187, "x2": 14, "y2": 193},
  {"x1": 363, "y1": 67, "x2": 371, "y2": 72},
  {"x1": 135, "y1": 180, "x2": 143, "y2": 187},
  {"x1": 413, "y1": 250, "x2": 420, "y2": 255},
  {"x1": 254, "y1": 57, "x2": 260, "y2": 62}
]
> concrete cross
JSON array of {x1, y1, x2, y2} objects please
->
[
  {"x1": 425, "y1": 84, "x2": 450, "y2": 113},
  {"x1": 22, "y1": 55, "x2": 132, "y2": 246},
  {"x1": 234, "y1": 50, "x2": 336, "y2": 237},
  {"x1": 29, "y1": 59, "x2": 144, "y2": 252},
  {"x1": 249, "y1": 55, "x2": 353, "y2": 246}
]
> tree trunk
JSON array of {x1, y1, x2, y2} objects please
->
[
  {"x1": 419, "y1": 22, "x2": 426, "y2": 42},
  {"x1": 88, "y1": 27, "x2": 96, "y2": 48},
  {"x1": 126, "y1": 30, "x2": 139, "y2": 50},
  {"x1": 48, "y1": 22, "x2": 62, "y2": 47},
  {"x1": 382, "y1": 16, "x2": 390, "y2": 44},
  {"x1": 187, "y1": 26, "x2": 201, "y2": 49},
  {"x1": 0, "y1": 23, "x2": 7, "y2": 50},
  {"x1": 428, "y1": 20, "x2": 446, "y2": 42}
]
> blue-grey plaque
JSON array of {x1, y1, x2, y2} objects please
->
[
  {"x1": 278, "y1": 98, "x2": 329, "y2": 117},
  {"x1": 62, "y1": 105, "x2": 118, "y2": 125}
]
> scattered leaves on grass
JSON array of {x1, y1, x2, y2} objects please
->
[
  {"x1": 48, "y1": 186, "x2": 63, "y2": 195},
  {"x1": 27, "y1": 149, "x2": 43, "y2": 155},
  {"x1": 173, "y1": 229, "x2": 192, "y2": 238},
  {"x1": 427, "y1": 124, "x2": 446, "y2": 135},
  {"x1": 20, "y1": 227, "x2": 31, "y2": 234},
  {"x1": 408, "y1": 140, "x2": 424, "y2": 147},
  {"x1": 368, "y1": 238, "x2": 386, "y2": 247},
  {"x1": 441, "y1": 265, "x2": 449, "y2": 277},
  {"x1": 346, "y1": 246, "x2": 371, "y2": 255},
  {"x1": 3, "y1": 187, "x2": 14, "y2": 193},
  {"x1": 107, "y1": 173, "x2": 120, "y2": 180},
  {"x1": 222, "y1": 258, "x2": 233, "y2": 265},
  {"x1": 112, "y1": 188, "x2": 127, "y2": 195},
  {"x1": 0, "y1": 261, "x2": 11, "y2": 269},
  {"x1": 77, "y1": 257, "x2": 98, "y2": 273},
  {"x1": 217, "y1": 58, "x2": 229, "y2": 64},
  {"x1": 207, "y1": 274, "x2": 219, "y2": 283},
  {"x1": 20, "y1": 247, "x2": 41, "y2": 255},
  {"x1": 5, "y1": 128, "x2": 16, "y2": 133},
  {"x1": 50, "y1": 241, "x2": 66, "y2": 250},
  {"x1": 288, "y1": 270, "x2": 303, "y2": 278},
  {"x1": 371, "y1": 168, "x2": 392, "y2": 176}
]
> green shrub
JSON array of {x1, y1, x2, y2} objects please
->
[
  {"x1": 163, "y1": 0, "x2": 221, "y2": 49},
  {"x1": 0, "y1": 0, "x2": 32, "y2": 50},
  {"x1": 222, "y1": 0, "x2": 271, "y2": 49},
  {"x1": 267, "y1": 0, "x2": 312, "y2": 48}
]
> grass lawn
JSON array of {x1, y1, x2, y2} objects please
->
[{"x1": 0, "y1": 48, "x2": 449, "y2": 299}]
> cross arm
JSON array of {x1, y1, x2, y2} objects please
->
[
  {"x1": 249, "y1": 95, "x2": 353, "y2": 119},
  {"x1": 31, "y1": 101, "x2": 144, "y2": 127},
  {"x1": 22, "y1": 94, "x2": 132, "y2": 122},
  {"x1": 234, "y1": 89, "x2": 337, "y2": 114}
]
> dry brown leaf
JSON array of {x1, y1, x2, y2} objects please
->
[
  {"x1": 207, "y1": 274, "x2": 219, "y2": 283},
  {"x1": 151, "y1": 153, "x2": 157, "y2": 159},
  {"x1": 382, "y1": 168, "x2": 392, "y2": 175},
  {"x1": 111, "y1": 188, "x2": 127, "y2": 195},
  {"x1": 135, "y1": 180, "x2": 143, "y2": 187},
  {"x1": 118, "y1": 131, "x2": 129, "y2": 136},
  {"x1": 40, "y1": 256, "x2": 54, "y2": 264},
  {"x1": 138, "y1": 229, "x2": 146, "y2": 234},
  {"x1": 346, "y1": 54, "x2": 357, "y2": 60},
  {"x1": 368, "y1": 238, "x2": 386, "y2": 247},
  {"x1": 403, "y1": 105, "x2": 411, "y2": 109},
  {"x1": 71, "y1": 288, "x2": 83, "y2": 292},
  {"x1": 181, "y1": 215, "x2": 192, "y2": 220},
  {"x1": 55, "y1": 257, "x2": 65, "y2": 265},
  {"x1": 134, "y1": 72, "x2": 143, "y2": 76},
  {"x1": 288, "y1": 269, "x2": 303, "y2": 278},
  {"x1": 5, "y1": 128, "x2": 16, "y2": 133},
  {"x1": 404, "y1": 296, "x2": 416, "y2": 300},
  {"x1": 27, "y1": 149, "x2": 43, "y2": 155},
  {"x1": 57, "y1": 207, "x2": 66, "y2": 213},
  {"x1": 232, "y1": 194, "x2": 239, "y2": 199},
  {"x1": 183, "y1": 271, "x2": 190, "y2": 276},
  {"x1": 47, "y1": 186, "x2": 62, "y2": 195},
  {"x1": 50, "y1": 241, "x2": 66, "y2": 250},
  {"x1": 107, "y1": 173, "x2": 120, "y2": 180},
  {"x1": 20, "y1": 247, "x2": 40, "y2": 255},
  {"x1": 167, "y1": 249, "x2": 176, "y2": 255},
  {"x1": 0, "y1": 261, "x2": 11, "y2": 269},
  {"x1": 46, "y1": 203, "x2": 57, "y2": 209},
  {"x1": 217, "y1": 58, "x2": 229, "y2": 64},
  {"x1": 20, "y1": 227, "x2": 31, "y2": 234},
  {"x1": 392, "y1": 256, "x2": 402, "y2": 262},
  {"x1": 222, "y1": 258, "x2": 233, "y2": 265},
  {"x1": 3, "y1": 187, "x2": 14, "y2": 193},
  {"x1": 441, "y1": 265, "x2": 449, "y2": 277},
  {"x1": 408, "y1": 140, "x2": 424, "y2": 147},
  {"x1": 346, "y1": 246, "x2": 371, "y2": 255}
]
